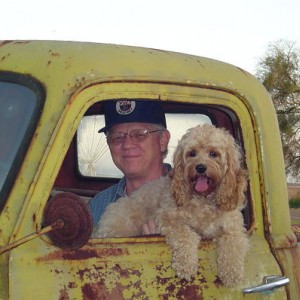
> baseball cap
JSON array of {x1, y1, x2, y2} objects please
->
[{"x1": 99, "y1": 100, "x2": 167, "y2": 134}]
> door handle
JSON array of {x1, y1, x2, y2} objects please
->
[{"x1": 243, "y1": 275, "x2": 289, "y2": 294}]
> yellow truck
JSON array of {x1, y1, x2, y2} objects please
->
[{"x1": 0, "y1": 40, "x2": 299, "y2": 299}]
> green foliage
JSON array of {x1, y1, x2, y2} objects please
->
[
  {"x1": 289, "y1": 197, "x2": 300, "y2": 209},
  {"x1": 255, "y1": 40, "x2": 300, "y2": 181}
]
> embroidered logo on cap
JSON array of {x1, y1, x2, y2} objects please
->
[{"x1": 116, "y1": 100, "x2": 136, "y2": 115}]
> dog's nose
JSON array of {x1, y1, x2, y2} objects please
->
[{"x1": 196, "y1": 164, "x2": 207, "y2": 174}]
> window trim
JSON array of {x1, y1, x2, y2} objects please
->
[{"x1": 0, "y1": 72, "x2": 45, "y2": 211}]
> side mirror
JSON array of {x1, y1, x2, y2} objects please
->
[
  {"x1": 43, "y1": 192, "x2": 93, "y2": 250},
  {"x1": 0, "y1": 192, "x2": 93, "y2": 255}
]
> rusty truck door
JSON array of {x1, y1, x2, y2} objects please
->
[{"x1": 8, "y1": 83, "x2": 287, "y2": 299}]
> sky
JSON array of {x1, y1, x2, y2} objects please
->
[{"x1": 1, "y1": 0, "x2": 300, "y2": 74}]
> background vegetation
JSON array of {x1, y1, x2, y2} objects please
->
[{"x1": 255, "y1": 40, "x2": 300, "y2": 183}]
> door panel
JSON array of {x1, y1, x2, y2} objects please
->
[
  {"x1": 8, "y1": 83, "x2": 287, "y2": 299},
  {"x1": 9, "y1": 235, "x2": 286, "y2": 299}
]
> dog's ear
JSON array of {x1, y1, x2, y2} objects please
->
[
  {"x1": 218, "y1": 140, "x2": 247, "y2": 211},
  {"x1": 170, "y1": 146, "x2": 189, "y2": 206}
]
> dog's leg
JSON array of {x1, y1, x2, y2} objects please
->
[
  {"x1": 156, "y1": 210, "x2": 201, "y2": 281},
  {"x1": 216, "y1": 230, "x2": 249, "y2": 287}
]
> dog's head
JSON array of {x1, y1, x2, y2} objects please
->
[{"x1": 169, "y1": 124, "x2": 247, "y2": 211}]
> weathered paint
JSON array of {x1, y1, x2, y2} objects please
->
[
  {"x1": 275, "y1": 246, "x2": 300, "y2": 299},
  {"x1": 7, "y1": 237, "x2": 288, "y2": 299},
  {"x1": 0, "y1": 41, "x2": 299, "y2": 299}
]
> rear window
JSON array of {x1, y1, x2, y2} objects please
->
[
  {"x1": 0, "y1": 73, "x2": 44, "y2": 210},
  {"x1": 77, "y1": 113, "x2": 212, "y2": 178}
]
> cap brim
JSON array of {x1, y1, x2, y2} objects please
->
[{"x1": 98, "y1": 127, "x2": 106, "y2": 133}]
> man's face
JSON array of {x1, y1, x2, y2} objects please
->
[{"x1": 107, "y1": 122, "x2": 169, "y2": 179}]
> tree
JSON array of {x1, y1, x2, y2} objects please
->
[{"x1": 255, "y1": 40, "x2": 300, "y2": 182}]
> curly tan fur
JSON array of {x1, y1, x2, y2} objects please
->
[{"x1": 94, "y1": 124, "x2": 249, "y2": 287}]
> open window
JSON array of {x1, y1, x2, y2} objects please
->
[{"x1": 53, "y1": 99, "x2": 251, "y2": 231}]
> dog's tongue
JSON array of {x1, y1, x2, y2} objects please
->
[{"x1": 195, "y1": 176, "x2": 209, "y2": 192}]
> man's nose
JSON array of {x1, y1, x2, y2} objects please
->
[{"x1": 121, "y1": 134, "x2": 135, "y2": 147}]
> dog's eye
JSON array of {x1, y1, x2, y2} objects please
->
[
  {"x1": 189, "y1": 150, "x2": 197, "y2": 157},
  {"x1": 209, "y1": 151, "x2": 218, "y2": 158}
]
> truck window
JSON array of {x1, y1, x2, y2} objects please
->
[
  {"x1": 54, "y1": 100, "x2": 251, "y2": 229},
  {"x1": 77, "y1": 113, "x2": 212, "y2": 178},
  {"x1": 0, "y1": 76, "x2": 44, "y2": 211}
]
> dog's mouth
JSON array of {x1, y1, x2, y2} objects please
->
[{"x1": 193, "y1": 175, "x2": 213, "y2": 194}]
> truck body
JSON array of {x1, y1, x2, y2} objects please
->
[{"x1": 0, "y1": 40, "x2": 299, "y2": 299}]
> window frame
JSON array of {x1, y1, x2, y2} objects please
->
[{"x1": 0, "y1": 71, "x2": 45, "y2": 211}]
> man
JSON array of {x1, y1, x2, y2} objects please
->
[{"x1": 89, "y1": 100, "x2": 170, "y2": 234}]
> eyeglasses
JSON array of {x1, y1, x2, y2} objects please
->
[{"x1": 107, "y1": 128, "x2": 161, "y2": 145}]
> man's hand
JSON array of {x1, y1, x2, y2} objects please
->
[{"x1": 142, "y1": 219, "x2": 158, "y2": 235}]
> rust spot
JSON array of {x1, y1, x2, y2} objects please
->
[
  {"x1": 49, "y1": 51, "x2": 60, "y2": 57},
  {"x1": 37, "y1": 247, "x2": 129, "y2": 262},
  {"x1": 156, "y1": 274, "x2": 173, "y2": 285},
  {"x1": 62, "y1": 250, "x2": 98, "y2": 260},
  {"x1": 0, "y1": 41, "x2": 13, "y2": 47},
  {"x1": 176, "y1": 284, "x2": 203, "y2": 300},
  {"x1": 81, "y1": 277, "x2": 148, "y2": 300},
  {"x1": 165, "y1": 281, "x2": 176, "y2": 293},
  {"x1": 292, "y1": 225, "x2": 300, "y2": 242},
  {"x1": 213, "y1": 276, "x2": 222, "y2": 288},
  {"x1": 77, "y1": 267, "x2": 92, "y2": 281},
  {"x1": 159, "y1": 278, "x2": 205, "y2": 299},
  {"x1": 76, "y1": 263, "x2": 145, "y2": 290},
  {"x1": 82, "y1": 281, "x2": 125, "y2": 300},
  {"x1": 58, "y1": 285, "x2": 69, "y2": 300},
  {"x1": 99, "y1": 247, "x2": 129, "y2": 257},
  {"x1": 1, "y1": 53, "x2": 10, "y2": 61},
  {"x1": 271, "y1": 231, "x2": 298, "y2": 249},
  {"x1": 287, "y1": 232, "x2": 298, "y2": 246},
  {"x1": 68, "y1": 282, "x2": 77, "y2": 289},
  {"x1": 112, "y1": 263, "x2": 141, "y2": 278},
  {"x1": 0, "y1": 41, "x2": 30, "y2": 47}
]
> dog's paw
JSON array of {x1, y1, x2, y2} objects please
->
[
  {"x1": 218, "y1": 263, "x2": 244, "y2": 287},
  {"x1": 219, "y1": 272, "x2": 244, "y2": 287},
  {"x1": 172, "y1": 251, "x2": 198, "y2": 281},
  {"x1": 216, "y1": 235, "x2": 248, "y2": 287}
]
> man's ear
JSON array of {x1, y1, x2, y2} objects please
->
[{"x1": 160, "y1": 129, "x2": 170, "y2": 153}]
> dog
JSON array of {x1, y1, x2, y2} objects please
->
[{"x1": 94, "y1": 124, "x2": 249, "y2": 287}]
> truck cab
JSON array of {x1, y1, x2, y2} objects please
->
[{"x1": 0, "y1": 41, "x2": 299, "y2": 299}]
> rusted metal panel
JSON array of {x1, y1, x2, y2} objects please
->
[{"x1": 7, "y1": 235, "x2": 287, "y2": 299}]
